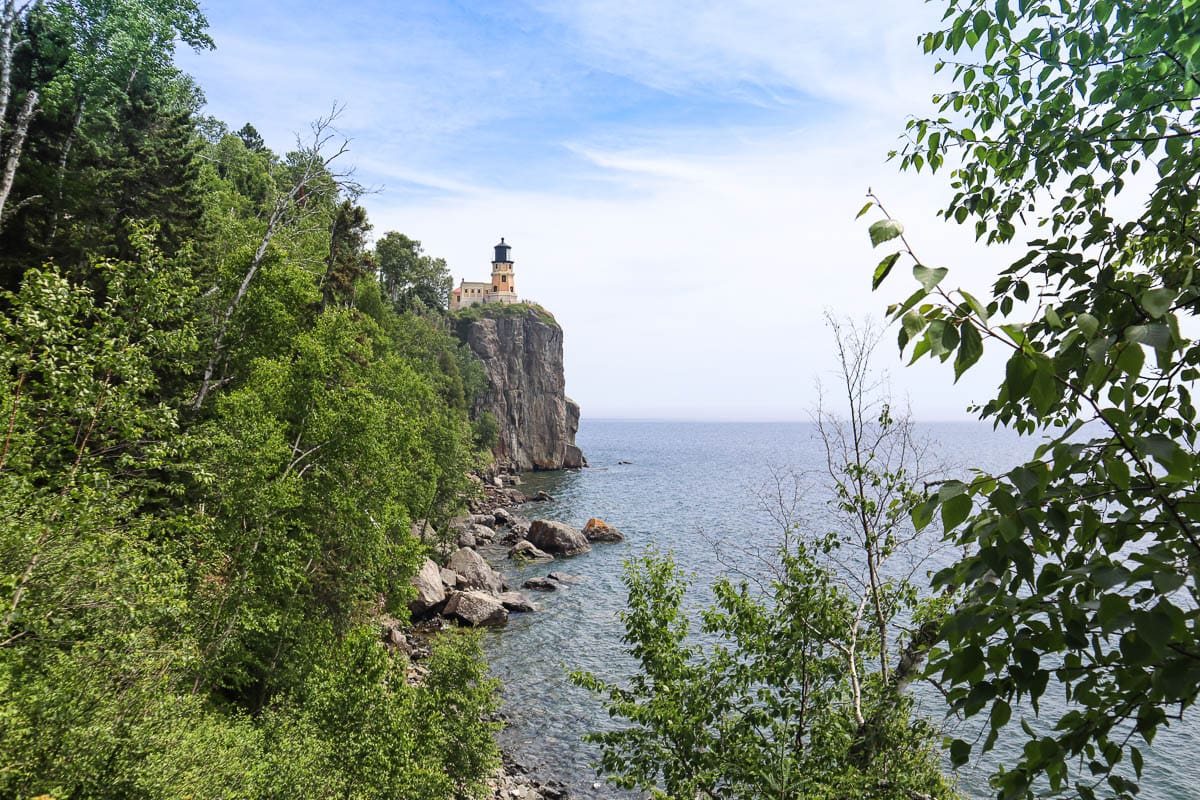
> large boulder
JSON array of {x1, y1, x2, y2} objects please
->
[
  {"x1": 494, "y1": 507, "x2": 516, "y2": 527},
  {"x1": 527, "y1": 520, "x2": 590, "y2": 557},
  {"x1": 582, "y1": 518, "x2": 625, "y2": 543},
  {"x1": 439, "y1": 567, "x2": 458, "y2": 589},
  {"x1": 498, "y1": 591, "x2": 540, "y2": 613},
  {"x1": 523, "y1": 576, "x2": 560, "y2": 592},
  {"x1": 408, "y1": 559, "x2": 446, "y2": 616},
  {"x1": 444, "y1": 591, "x2": 508, "y2": 627},
  {"x1": 508, "y1": 540, "x2": 554, "y2": 563},
  {"x1": 448, "y1": 547, "x2": 504, "y2": 594}
]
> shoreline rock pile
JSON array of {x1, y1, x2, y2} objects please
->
[
  {"x1": 403, "y1": 469, "x2": 630, "y2": 799},
  {"x1": 407, "y1": 476, "x2": 626, "y2": 629}
]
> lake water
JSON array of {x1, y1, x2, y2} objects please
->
[{"x1": 480, "y1": 419, "x2": 1198, "y2": 799}]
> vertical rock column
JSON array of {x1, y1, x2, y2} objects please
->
[{"x1": 458, "y1": 307, "x2": 585, "y2": 471}]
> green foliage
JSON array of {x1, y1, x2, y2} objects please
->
[
  {"x1": 575, "y1": 319, "x2": 957, "y2": 800},
  {"x1": 573, "y1": 548, "x2": 958, "y2": 800},
  {"x1": 375, "y1": 231, "x2": 452, "y2": 312},
  {"x1": 1, "y1": 0, "x2": 212, "y2": 279},
  {"x1": 0, "y1": 9, "x2": 500, "y2": 793},
  {"x1": 869, "y1": 1, "x2": 1200, "y2": 797},
  {"x1": 451, "y1": 300, "x2": 559, "y2": 329},
  {"x1": 473, "y1": 410, "x2": 499, "y2": 452}
]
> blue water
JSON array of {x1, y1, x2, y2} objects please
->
[{"x1": 480, "y1": 420, "x2": 1198, "y2": 799}]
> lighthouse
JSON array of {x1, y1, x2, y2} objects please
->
[
  {"x1": 449, "y1": 238, "x2": 521, "y2": 311},
  {"x1": 490, "y1": 238, "x2": 517, "y2": 300}
]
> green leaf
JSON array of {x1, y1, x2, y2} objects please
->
[
  {"x1": 1086, "y1": 336, "x2": 1112, "y2": 362},
  {"x1": 960, "y1": 289, "x2": 990, "y2": 323},
  {"x1": 1125, "y1": 324, "x2": 1171, "y2": 351},
  {"x1": 1135, "y1": 610, "x2": 1174, "y2": 656},
  {"x1": 913, "y1": 264, "x2": 949, "y2": 292},
  {"x1": 856, "y1": 201, "x2": 874, "y2": 219},
  {"x1": 1105, "y1": 456, "x2": 1130, "y2": 491},
  {"x1": 912, "y1": 497, "x2": 937, "y2": 531},
  {"x1": 1029, "y1": 364, "x2": 1058, "y2": 414},
  {"x1": 955, "y1": 322, "x2": 984, "y2": 380},
  {"x1": 941, "y1": 493, "x2": 972, "y2": 531},
  {"x1": 1076, "y1": 313, "x2": 1099, "y2": 338},
  {"x1": 873, "y1": 252, "x2": 902, "y2": 290},
  {"x1": 902, "y1": 309, "x2": 926, "y2": 343},
  {"x1": 1140, "y1": 288, "x2": 1175, "y2": 319},
  {"x1": 992, "y1": 698, "x2": 1012, "y2": 730},
  {"x1": 950, "y1": 738, "x2": 971, "y2": 767},
  {"x1": 1005, "y1": 354, "x2": 1037, "y2": 399},
  {"x1": 869, "y1": 219, "x2": 905, "y2": 247}
]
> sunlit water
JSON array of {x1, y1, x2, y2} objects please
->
[{"x1": 480, "y1": 420, "x2": 1198, "y2": 799}]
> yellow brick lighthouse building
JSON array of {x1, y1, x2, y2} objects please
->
[{"x1": 449, "y1": 238, "x2": 520, "y2": 311}]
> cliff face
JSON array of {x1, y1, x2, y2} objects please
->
[{"x1": 457, "y1": 306, "x2": 584, "y2": 471}]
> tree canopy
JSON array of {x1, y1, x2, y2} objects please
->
[
  {"x1": 375, "y1": 230, "x2": 453, "y2": 312},
  {"x1": 0, "y1": 5, "x2": 499, "y2": 797},
  {"x1": 867, "y1": 1, "x2": 1200, "y2": 797}
]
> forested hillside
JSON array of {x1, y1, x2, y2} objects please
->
[{"x1": 0, "y1": 2, "x2": 499, "y2": 797}]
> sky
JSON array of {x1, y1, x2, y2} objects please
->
[{"x1": 177, "y1": 0, "x2": 1022, "y2": 422}]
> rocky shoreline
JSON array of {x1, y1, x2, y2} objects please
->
[{"x1": 398, "y1": 468, "x2": 626, "y2": 799}]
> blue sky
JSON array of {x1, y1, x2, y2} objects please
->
[{"x1": 178, "y1": 1, "x2": 1018, "y2": 421}]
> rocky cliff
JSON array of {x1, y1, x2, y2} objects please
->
[{"x1": 456, "y1": 305, "x2": 584, "y2": 471}]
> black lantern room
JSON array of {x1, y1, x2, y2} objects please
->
[{"x1": 493, "y1": 238, "x2": 512, "y2": 264}]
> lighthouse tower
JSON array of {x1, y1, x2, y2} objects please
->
[{"x1": 488, "y1": 238, "x2": 518, "y2": 305}]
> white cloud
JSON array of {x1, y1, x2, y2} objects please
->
[{"x1": 532, "y1": 0, "x2": 949, "y2": 113}]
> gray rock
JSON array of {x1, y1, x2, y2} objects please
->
[
  {"x1": 468, "y1": 522, "x2": 496, "y2": 543},
  {"x1": 444, "y1": 591, "x2": 508, "y2": 627},
  {"x1": 382, "y1": 625, "x2": 409, "y2": 651},
  {"x1": 494, "y1": 507, "x2": 516, "y2": 526},
  {"x1": 508, "y1": 540, "x2": 554, "y2": 563},
  {"x1": 527, "y1": 520, "x2": 590, "y2": 557},
  {"x1": 458, "y1": 311, "x2": 585, "y2": 470},
  {"x1": 456, "y1": 529, "x2": 477, "y2": 549},
  {"x1": 439, "y1": 567, "x2": 458, "y2": 589},
  {"x1": 564, "y1": 398, "x2": 586, "y2": 468},
  {"x1": 469, "y1": 513, "x2": 497, "y2": 527},
  {"x1": 448, "y1": 547, "x2": 504, "y2": 594},
  {"x1": 410, "y1": 519, "x2": 435, "y2": 541},
  {"x1": 498, "y1": 591, "x2": 540, "y2": 613},
  {"x1": 546, "y1": 572, "x2": 581, "y2": 584},
  {"x1": 523, "y1": 577, "x2": 560, "y2": 592},
  {"x1": 408, "y1": 559, "x2": 446, "y2": 616},
  {"x1": 531, "y1": 490, "x2": 554, "y2": 502},
  {"x1": 582, "y1": 518, "x2": 625, "y2": 543}
]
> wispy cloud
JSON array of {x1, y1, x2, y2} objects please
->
[{"x1": 181, "y1": 0, "x2": 996, "y2": 420}]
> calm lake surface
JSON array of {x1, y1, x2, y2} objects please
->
[{"x1": 480, "y1": 419, "x2": 1198, "y2": 799}]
